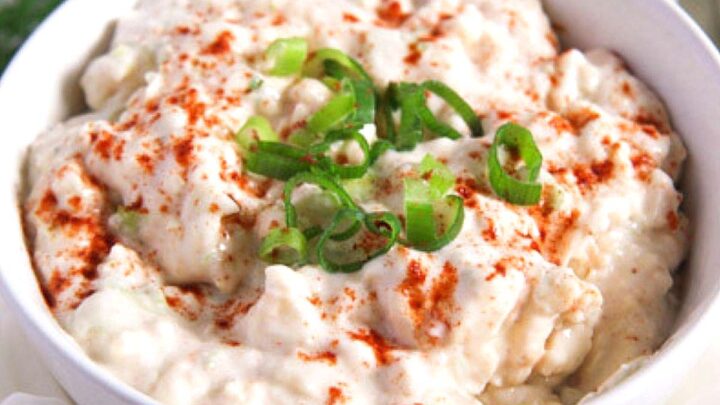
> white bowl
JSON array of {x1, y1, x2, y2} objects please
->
[{"x1": 1, "y1": 0, "x2": 719, "y2": 404}]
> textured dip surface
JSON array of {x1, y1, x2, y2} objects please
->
[{"x1": 23, "y1": 0, "x2": 687, "y2": 404}]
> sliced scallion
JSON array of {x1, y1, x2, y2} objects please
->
[
  {"x1": 235, "y1": 115, "x2": 278, "y2": 153},
  {"x1": 283, "y1": 170, "x2": 359, "y2": 229},
  {"x1": 259, "y1": 227, "x2": 308, "y2": 266},
  {"x1": 402, "y1": 155, "x2": 465, "y2": 251},
  {"x1": 422, "y1": 80, "x2": 484, "y2": 138},
  {"x1": 310, "y1": 130, "x2": 371, "y2": 179},
  {"x1": 369, "y1": 140, "x2": 394, "y2": 165},
  {"x1": 487, "y1": 122, "x2": 543, "y2": 206},
  {"x1": 316, "y1": 208, "x2": 401, "y2": 273},
  {"x1": 303, "y1": 48, "x2": 371, "y2": 82},
  {"x1": 245, "y1": 141, "x2": 312, "y2": 180},
  {"x1": 390, "y1": 82, "x2": 425, "y2": 150},
  {"x1": 306, "y1": 83, "x2": 356, "y2": 134},
  {"x1": 265, "y1": 37, "x2": 308, "y2": 76},
  {"x1": 404, "y1": 195, "x2": 464, "y2": 252}
]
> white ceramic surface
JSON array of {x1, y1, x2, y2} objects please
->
[{"x1": 1, "y1": 1, "x2": 719, "y2": 404}]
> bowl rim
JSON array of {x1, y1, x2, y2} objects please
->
[
  {"x1": 575, "y1": 0, "x2": 720, "y2": 401},
  {"x1": 0, "y1": 2, "x2": 159, "y2": 403},
  {"x1": 0, "y1": 0, "x2": 719, "y2": 404}
]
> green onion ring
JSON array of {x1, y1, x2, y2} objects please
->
[
  {"x1": 402, "y1": 195, "x2": 465, "y2": 252},
  {"x1": 303, "y1": 48, "x2": 372, "y2": 82},
  {"x1": 245, "y1": 141, "x2": 312, "y2": 180},
  {"x1": 422, "y1": 80, "x2": 484, "y2": 138},
  {"x1": 259, "y1": 227, "x2": 308, "y2": 265},
  {"x1": 487, "y1": 122, "x2": 543, "y2": 206},
  {"x1": 235, "y1": 115, "x2": 279, "y2": 153},
  {"x1": 369, "y1": 140, "x2": 394, "y2": 165},
  {"x1": 265, "y1": 37, "x2": 308, "y2": 77},
  {"x1": 310, "y1": 130, "x2": 371, "y2": 179},
  {"x1": 306, "y1": 82, "x2": 356, "y2": 134},
  {"x1": 375, "y1": 88, "x2": 394, "y2": 141},
  {"x1": 323, "y1": 60, "x2": 375, "y2": 127},
  {"x1": 317, "y1": 209, "x2": 400, "y2": 273},
  {"x1": 418, "y1": 154, "x2": 455, "y2": 200},
  {"x1": 365, "y1": 211, "x2": 402, "y2": 240},
  {"x1": 390, "y1": 82, "x2": 425, "y2": 150},
  {"x1": 417, "y1": 103, "x2": 462, "y2": 140},
  {"x1": 283, "y1": 170, "x2": 359, "y2": 229}
]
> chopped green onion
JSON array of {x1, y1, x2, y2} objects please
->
[
  {"x1": 323, "y1": 59, "x2": 376, "y2": 127},
  {"x1": 303, "y1": 226, "x2": 324, "y2": 240},
  {"x1": 245, "y1": 141, "x2": 312, "y2": 180},
  {"x1": 259, "y1": 227, "x2": 308, "y2": 265},
  {"x1": 235, "y1": 116, "x2": 278, "y2": 152},
  {"x1": 418, "y1": 154, "x2": 454, "y2": 200},
  {"x1": 303, "y1": 48, "x2": 372, "y2": 82},
  {"x1": 342, "y1": 171, "x2": 376, "y2": 202},
  {"x1": 365, "y1": 211, "x2": 402, "y2": 241},
  {"x1": 390, "y1": 82, "x2": 425, "y2": 150},
  {"x1": 327, "y1": 218, "x2": 364, "y2": 242},
  {"x1": 369, "y1": 139, "x2": 394, "y2": 165},
  {"x1": 310, "y1": 130, "x2": 371, "y2": 179},
  {"x1": 316, "y1": 208, "x2": 401, "y2": 273},
  {"x1": 306, "y1": 84, "x2": 356, "y2": 134},
  {"x1": 241, "y1": 46, "x2": 489, "y2": 271},
  {"x1": 283, "y1": 170, "x2": 359, "y2": 229},
  {"x1": 402, "y1": 156, "x2": 465, "y2": 251},
  {"x1": 375, "y1": 87, "x2": 397, "y2": 144},
  {"x1": 417, "y1": 103, "x2": 462, "y2": 140},
  {"x1": 403, "y1": 196, "x2": 436, "y2": 246},
  {"x1": 422, "y1": 80, "x2": 483, "y2": 137},
  {"x1": 316, "y1": 209, "x2": 367, "y2": 273},
  {"x1": 381, "y1": 80, "x2": 484, "y2": 151},
  {"x1": 265, "y1": 37, "x2": 308, "y2": 76},
  {"x1": 487, "y1": 122, "x2": 543, "y2": 206},
  {"x1": 403, "y1": 195, "x2": 464, "y2": 251},
  {"x1": 288, "y1": 129, "x2": 322, "y2": 148}
]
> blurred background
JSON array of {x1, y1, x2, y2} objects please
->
[
  {"x1": 0, "y1": 0, "x2": 718, "y2": 75},
  {"x1": 0, "y1": 0, "x2": 61, "y2": 71}
]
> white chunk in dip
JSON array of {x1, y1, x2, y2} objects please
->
[{"x1": 24, "y1": 0, "x2": 687, "y2": 404}]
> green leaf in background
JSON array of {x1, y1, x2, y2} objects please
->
[{"x1": 0, "y1": 0, "x2": 63, "y2": 73}]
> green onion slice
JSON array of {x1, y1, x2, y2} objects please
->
[
  {"x1": 418, "y1": 154, "x2": 454, "y2": 199},
  {"x1": 365, "y1": 211, "x2": 402, "y2": 241},
  {"x1": 342, "y1": 171, "x2": 376, "y2": 202},
  {"x1": 265, "y1": 37, "x2": 308, "y2": 76},
  {"x1": 287, "y1": 129, "x2": 322, "y2": 148},
  {"x1": 235, "y1": 116, "x2": 278, "y2": 152},
  {"x1": 259, "y1": 227, "x2": 308, "y2": 266},
  {"x1": 283, "y1": 170, "x2": 359, "y2": 229},
  {"x1": 417, "y1": 103, "x2": 462, "y2": 140},
  {"x1": 390, "y1": 82, "x2": 425, "y2": 150},
  {"x1": 376, "y1": 87, "x2": 398, "y2": 144},
  {"x1": 487, "y1": 122, "x2": 543, "y2": 206},
  {"x1": 402, "y1": 155, "x2": 464, "y2": 251},
  {"x1": 369, "y1": 140, "x2": 394, "y2": 165},
  {"x1": 307, "y1": 81, "x2": 356, "y2": 134},
  {"x1": 303, "y1": 48, "x2": 372, "y2": 82},
  {"x1": 403, "y1": 195, "x2": 464, "y2": 252},
  {"x1": 422, "y1": 80, "x2": 483, "y2": 138},
  {"x1": 310, "y1": 130, "x2": 371, "y2": 179},
  {"x1": 323, "y1": 59, "x2": 375, "y2": 127},
  {"x1": 316, "y1": 208, "x2": 401, "y2": 273},
  {"x1": 245, "y1": 141, "x2": 312, "y2": 180}
]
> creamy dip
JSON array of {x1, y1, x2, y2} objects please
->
[{"x1": 24, "y1": 0, "x2": 687, "y2": 404}]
